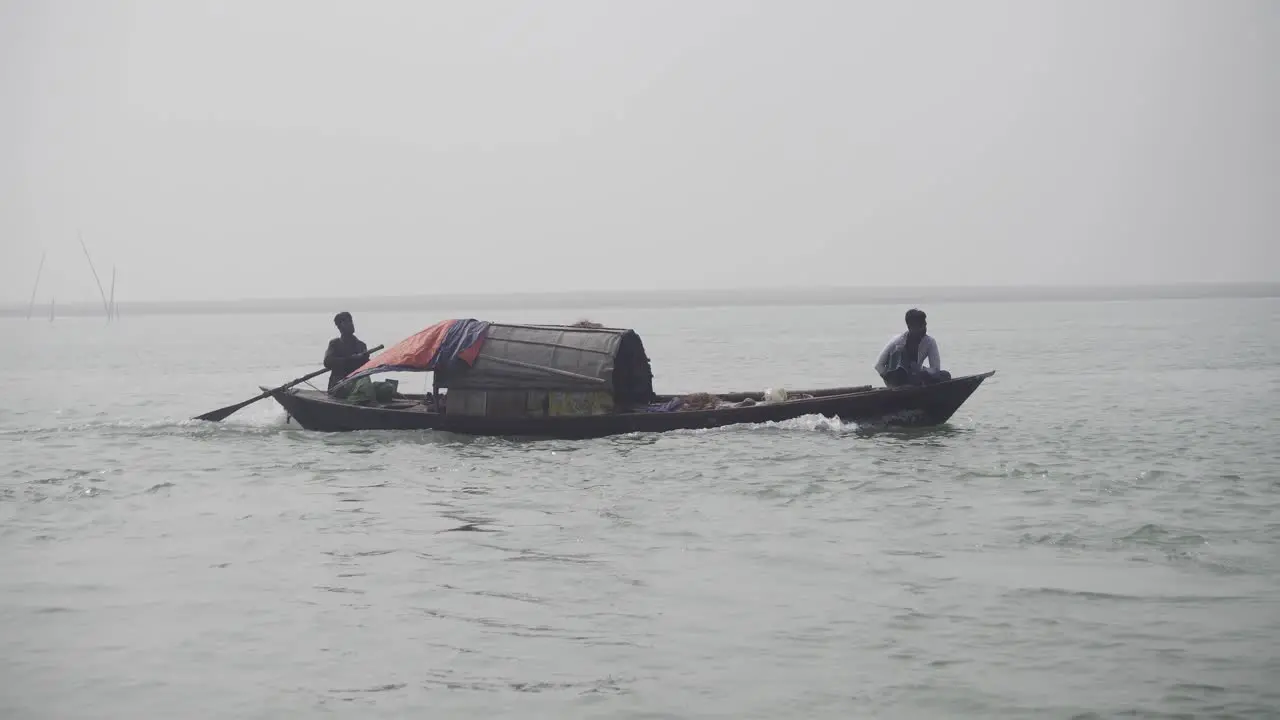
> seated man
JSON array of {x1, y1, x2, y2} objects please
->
[
  {"x1": 874, "y1": 308, "x2": 952, "y2": 388},
  {"x1": 324, "y1": 311, "x2": 370, "y2": 391}
]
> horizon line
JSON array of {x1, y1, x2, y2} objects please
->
[{"x1": 3, "y1": 281, "x2": 1278, "y2": 318}]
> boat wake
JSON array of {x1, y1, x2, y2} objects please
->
[
  {"x1": 648, "y1": 410, "x2": 974, "y2": 440},
  {"x1": 2, "y1": 411, "x2": 970, "y2": 443},
  {"x1": 657, "y1": 413, "x2": 861, "y2": 437},
  {"x1": 0, "y1": 409, "x2": 294, "y2": 439}
]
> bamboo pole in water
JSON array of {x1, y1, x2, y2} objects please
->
[
  {"x1": 78, "y1": 231, "x2": 111, "y2": 320},
  {"x1": 26, "y1": 251, "x2": 46, "y2": 320},
  {"x1": 108, "y1": 266, "x2": 116, "y2": 321}
]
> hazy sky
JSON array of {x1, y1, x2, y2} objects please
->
[{"x1": 3, "y1": 0, "x2": 1278, "y2": 304}]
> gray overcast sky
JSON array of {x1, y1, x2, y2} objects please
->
[{"x1": 2, "y1": 0, "x2": 1277, "y2": 304}]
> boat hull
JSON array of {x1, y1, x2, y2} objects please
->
[{"x1": 268, "y1": 372, "x2": 994, "y2": 439}]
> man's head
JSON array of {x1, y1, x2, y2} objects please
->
[
  {"x1": 334, "y1": 311, "x2": 355, "y2": 338},
  {"x1": 904, "y1": 308, "x2": 927, "y2": 339}
]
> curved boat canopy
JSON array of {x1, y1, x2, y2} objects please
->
[{"x1": 336, "y1": 320, "x2": 655, "y2": 408}]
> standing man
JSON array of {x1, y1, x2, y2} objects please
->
[
  {"x1": 874, "y1": 308, "x2": 951, "y2": 387},
  {"x1": 324, "y1": 311, "x2": 370, "y2": 391}
]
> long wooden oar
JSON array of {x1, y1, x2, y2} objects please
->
[{"x1": 194, "y1": 344, "x2": 384, "y2": 422}]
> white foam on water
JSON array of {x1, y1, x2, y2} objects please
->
[
  {"x1": 220, "y1": 402, "x2": 293, "y2": 429},
  {"x1": 0, "y1": 408, "x2": 295, "y2": 438},
  {"x1": 654, "y1": 413, "x2": 860, "y2": 438},
  {"x1": 747, "y1": 413, "x2": 858, "y2": 433}
]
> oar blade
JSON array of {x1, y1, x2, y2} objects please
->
[{"x1": 194, "y1": 398, "x2": 257, "y2": 422}]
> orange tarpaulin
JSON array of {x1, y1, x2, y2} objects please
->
[
  {"x1": 336, "y1": 319, "x2": 489, "y2": 389},
  {"x1": 352, "y1": 319, "x2": 454, "y2": 376}
]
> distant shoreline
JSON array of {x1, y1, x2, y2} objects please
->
[{"x1": 3, "y1": 282, "x2": 1277, "y2": 318}]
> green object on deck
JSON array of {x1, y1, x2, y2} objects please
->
[
  {"x1": 339, "y1": 377, "x2": 398, "y2": 405},
  {"x1": 375, "y1": 379, "x2": 399, "y2": 403}
]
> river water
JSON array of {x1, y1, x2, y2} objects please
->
[{"x1": 2, "y1": 298, "x2": 1278, "y2": 718}]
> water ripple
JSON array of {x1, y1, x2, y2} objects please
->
[{"x1": 4, "y1": 300, "x2": 1279, "y2": 718}]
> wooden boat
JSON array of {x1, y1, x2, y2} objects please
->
[{"x1": 267, "y1": 319, "x2": 994, "y2": 439}]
